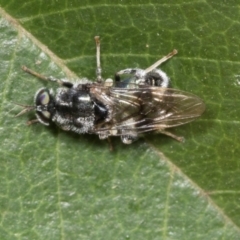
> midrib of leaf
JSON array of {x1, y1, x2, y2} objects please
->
[
  {"x1": 147, "y1": 142, "x2": 240, "y2": 234},
  {"x1": 0, "y1": 7, "x2": 77, "y2": 80}
]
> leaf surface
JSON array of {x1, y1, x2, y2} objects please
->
[{"x1": 0, "y1": 1, "x2": 240, "y2": 239}]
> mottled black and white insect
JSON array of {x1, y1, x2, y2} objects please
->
[{"x1": 16, "y1": 36, "x2": 205, "y2": 144}]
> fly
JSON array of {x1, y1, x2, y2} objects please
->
[{"x1": 15, "y1": 36, "x2": 205, "y2": 145}]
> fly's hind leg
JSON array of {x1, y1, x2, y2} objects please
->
[
  {"x1": 22, "y1": 66, "x2": 74, "y2": 88},
  {"x1": 144, "y1": 49, "x2": 178, "y2": 74},
  {"x1": 158, "y1": 129, "x2": 185, "y2": 142},
  {"x1": 114, "y1": 49, "x2": 178, "y2": 87}
]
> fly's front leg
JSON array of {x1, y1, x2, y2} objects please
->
[{"x1": 22, "y1": 66, "x2": 73, "y2": 88}]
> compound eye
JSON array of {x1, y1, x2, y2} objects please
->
[
  {"x1": 35, "y1": 88, "x2": 50, "y2": 106},
  {"x1": 41, "y1": 110, "x2": 51, "y2": 119},
  {"x1": 34, "y1": 88, "x2": 51, "y2": 125}
]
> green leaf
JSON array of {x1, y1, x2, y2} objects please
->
[{"x1": 0, "y1": 1, "x2": 240, "y2": 239}]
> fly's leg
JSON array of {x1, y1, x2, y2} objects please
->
[
  {"x1": 94, "y1": 36, "x2": 113, "y2": 87},
  {"x1": 115, "y1": 50, "x2": 177, "y2": 78},
  {"x1": 95, "y1": 36, "x2": 103, "y2": 83},
  {"x1": 115, "y1": 49, "x2": 178, "y2": 87},
  {"x1": 22, "y1": 66, "x2": 73, "y2": 88},
  {"x1": 27, "y1": 119, "x2": 39, "y2": 125},
  {"x1": 158, "y1": 129, "x2": 185, "y2": 142},
  {"x1": 107, "y1": 137, "x2": 113, "y2": 151},
  {"x1": 144, "y1": 49, "x2": 177, "y2": 73},
  {"x1": 144, "y1": 49, "x2": 178, "y2": 87}
]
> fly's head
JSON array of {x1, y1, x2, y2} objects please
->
[
  {"x1": 15, "y1": 88, "x2": 55, "y2": 126},
  {"x1": 34, "y1": 88, "x2": 55, "y2": 125}
]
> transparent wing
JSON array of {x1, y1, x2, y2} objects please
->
[{"x1": 91, "y1": 85, "x2": 205, "y2": 134}]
